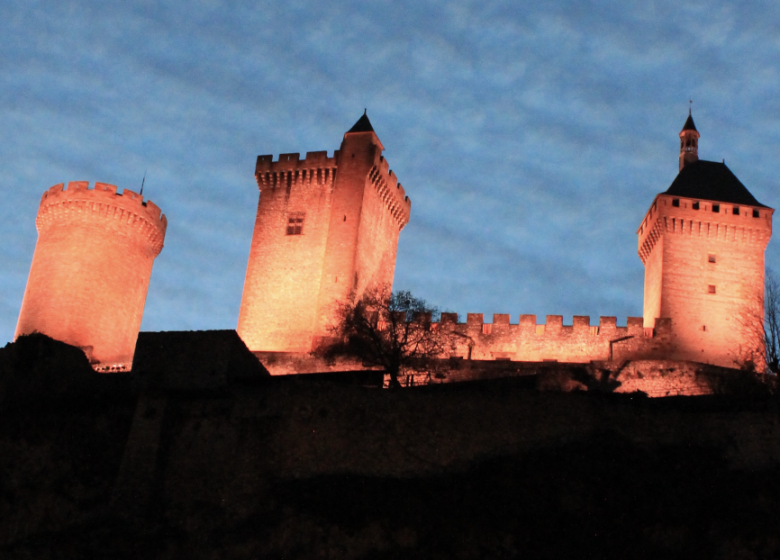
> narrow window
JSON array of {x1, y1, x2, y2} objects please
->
[
  {"x1": 712, "y1": 204, "x2": 720, "y2": 213},
  {"x1": 286, "y1": 213, "x2": 305, "y2": 235},
  {"x1": 733, "y1": 206, "x2": 740, "y2": 215},
  {"x1": 753, "y1": 209, "x2": 760, "y2": 218},
  {"x1": 708, "y1": 254, "x2": 716, "y2": 264},
  {"x1": 708, "y1": 285, "x2": 716, "y2": 294},
  {"x1": 672, "y1": 199, "x2": 680, "y2": 207},
  {"x1": 692, "y1": 201, "x2": 700, "y2": 210}
]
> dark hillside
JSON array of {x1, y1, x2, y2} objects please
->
[{"x1": 1, "y1": 335, "x2": 780, "y2": 559}]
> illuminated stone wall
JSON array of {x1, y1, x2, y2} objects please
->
[
  {"x1": 437, "y1": 313, "x2": 672, "y2": 363},
  {"x1": 238, "y1": 127, "x2": 411, "y2": 352},
  {"x1": 638, "y1": 194, "x2": 773, "y2": 368},
  {"x1": 239, "y1": 152, "x2": 338, "y2": 352},
  {"x1": 15, "y1": 182, "x2": 167, "y2": 371}
]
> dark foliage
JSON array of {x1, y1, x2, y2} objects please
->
[
  {"x1": 0, "y1": 333, "x2": 133, "y2": 408},
  {"x1": 321, "y1": 290, "x2": 451, "y2": 388},
  {"x1": 275, "y1": 436, "x2": 780, "y2": 560},
  {"x1": 3, "y1": 430, "x2": 780, "y2": 559},
  {"x1": 764, "y1": 269, "x2": 780, "y2": 374}
]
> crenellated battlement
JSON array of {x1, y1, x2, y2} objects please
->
[
  {"x1": 255, "y1": 151, "x2": 339, "y2": 169},
  {"x1": 255, "y1": 152, "x2": 339, "y2": 193},
  {"x1": 436, "y1": 313, "x2": 660, "y2": 337},
  {"x1": 253, "y1": 150, "x2": 411, "y2": 229},
  {"x1": 637, "y1": 193, "x2": 773, "y2": 263},
  {"x1": 36, "y1": 182, "x2": 167, "y2": 255},
  {"x1": 368, "y1": 155, "x2": 411, "y2": 229},
  {"x1": 417, "y1": 312, "x2": 675, "y2": 363}
]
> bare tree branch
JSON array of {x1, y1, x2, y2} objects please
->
[{"x1": 318, "y1": 289, "x2": 452, "y2": 388}]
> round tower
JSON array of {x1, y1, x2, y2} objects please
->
[{"x1": 15, "y1": 181, "x2": 167, "y2": 371}]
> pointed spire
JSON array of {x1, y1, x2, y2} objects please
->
[
  {"x1": 682, "y1": 109, "x2": 698, "y2": 132},
  {"x1": 347, "y1": 110, "x2": 375, "y2": 133},
  {"x1": 679, "y1": 109, "x2": 700, "y2": 171}
]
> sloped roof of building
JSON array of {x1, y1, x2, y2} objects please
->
[
  {"x1": 347, "y1": 111, "x2": 375, "y2": 133},
  {"x1": 664, "y1": 160, "x2": 768, "y2": 208},
  {"x1": 133, "y1": 330, "x2": 270, "y2": 390},
  {"x1": 681, "y1": 113, "x2": 698, "y2": 132}
]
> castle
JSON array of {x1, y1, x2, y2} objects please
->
[{"x1": 13, "y1": 111, "x2": 775, "y2": 381}]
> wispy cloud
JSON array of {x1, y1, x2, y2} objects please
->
[{"x1": 3, "y1": 0, "x2": 780, "y2": 341}]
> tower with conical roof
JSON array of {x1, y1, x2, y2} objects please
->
[
  {"x1": 679, "y1": 109, "x2": 700, "y2": 171},
  {"x1": 238, "y1": 113, "x2": 411, "y2": 354},
  {"x1": 637, "y1": 113, "x2": 774, "y2": 368}
]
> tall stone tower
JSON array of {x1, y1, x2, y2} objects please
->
[
  {"x1": 15, "y1": 181, "x2": 167, "y2": 371},
  {"x1": 238, "y1": 113, "x2": 412, "y2": 352},
  {"x1": 637, "y1": 114, "x2": 773, "y2": 368}
]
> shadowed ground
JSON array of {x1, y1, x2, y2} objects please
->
[{"x1": 1, "y1": 334, "x2": 779, "y2": 559}]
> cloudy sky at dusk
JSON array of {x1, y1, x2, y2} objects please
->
[{"x1": 3, "y1": 0, "x2": 780, "y2": 343}]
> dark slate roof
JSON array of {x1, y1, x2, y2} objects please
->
[
  {"x1": 664, "y1": 160, "x2": 768, "y2": 207},
  {"x1": 133, "y1": 330, "x2": 270, "y2": 390},
  {"x1": 347, "y1": 111, "x2": 375, "y2": 133},
  {"x1": 681, "y1": 113, "x2": 698, "y2": 132}
]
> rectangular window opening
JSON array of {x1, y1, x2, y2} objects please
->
[
  {"x1": 708, "y1": 285, "x2": 716, "y2": 294},
  {"x1": 708, "y1": 254, "x2": 716, "y2": 264},
  {"x1": 672, "y1": 198, "x2": 680, "y2": 207},
  {"x1": 733, "y1": 206, "x2": 740, "y2": 215},
  {"x1": 692, "y1": 201, "x2": 700, "y2": 210},
  {"x1": 712, "y1": 204, "x2": 720, "y2": 213},
  {"x1": 286, "y1": 213, "x2": 305, "y2": 235},
  {"x1": 753, "y1": 209, "x2": 760, "y2": 218}
]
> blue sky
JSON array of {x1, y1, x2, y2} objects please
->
[{"x1": 3, "y1": 0, "x2": 780, "y2": 343}]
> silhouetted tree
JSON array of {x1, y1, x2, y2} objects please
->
[
  {"x1": 323, "y1": 290, "x2": 450, "y2": 388},
  {"x1": 764, "y1": 269, "x2": 780, "y2": 374},
  {"x1": 732, "y1": 268, "x2": 780, "y2": 376}
]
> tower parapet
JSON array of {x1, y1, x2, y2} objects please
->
[
  {"x1": 255, "y1": 152, "x2": 339, "y2": 194},
  {"x1": 369, "y1": 155, "x2": 411, "y2": 230},
  {"x1": 16, "y1": 181, "x2": 168, "y2": 371},
  {"x1": 37, "y1": 182, "x2": 166, "y2": 254}
]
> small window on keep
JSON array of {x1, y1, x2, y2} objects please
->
[
  {"x1": 753, "y1": 209, "x2": 760, "y2": 218},
  {"x1": 713, "y1": 204, "x2": 720, "y2": 213},
  {"x1": 286, "y1": 213, "x2": 305, "y2": 235},
  {"x1": 672, "y1": 199, "x2": 680, "y2": 207},
  {"x1": 733, "y1": 206, "x2": 740, "y2": 215},
  {"x1": 708, "y1": 254, "x2": 716, "y2": 264},
  {"x1": 692, "y1": 201, "x2": 700, "y2": 210},
  {"x1": 708, "y1": 285, "x2": 716, "y2": 294}
]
